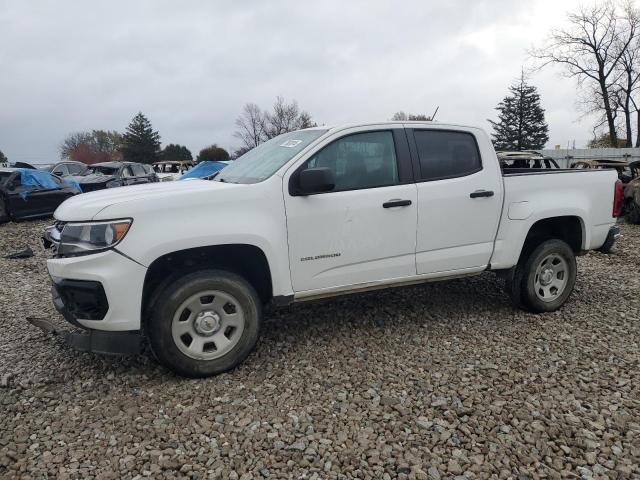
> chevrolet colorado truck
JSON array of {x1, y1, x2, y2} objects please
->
[{"x1": 41, "y1": 122, "x2": 623, "y2": 377}]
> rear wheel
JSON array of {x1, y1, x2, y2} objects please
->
[
  {"x1": 505, "y1": 239, "x2": 577, "y2": 313},
  {"x1": 147, "y1": 269, "x2": 261, "y2": 377}
]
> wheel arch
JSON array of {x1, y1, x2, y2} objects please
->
[
  {"x1": 141, "y1": 243, "x2": 273, "y2": 325},
  {"x1": 516, "y1": 215, "x2": 585, "y2": 264}
]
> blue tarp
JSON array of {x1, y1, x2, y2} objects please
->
[
  {"x1": 62, "y1": 177, "x2": 82, "y2": 193},
  {"x1": 179, "y1": 161, "x2": 228, "y2": 180},
  {"x1": 17, "y1": 168, "x2": 80, "y2": 200}
]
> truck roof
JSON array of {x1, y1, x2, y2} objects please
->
[{"x1": 315, "y1": 121, "x2": 480, "y2": 134}]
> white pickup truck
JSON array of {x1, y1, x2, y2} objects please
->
[{"x1": 41, "y1": 122, "x2": 623, "y2": 377}]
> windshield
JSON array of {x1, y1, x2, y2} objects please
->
[
  {"x1": 86, "y1": 166, "x2": 118, "y2": 176},
  {"x1": 217, "y1": 129, "x2": 328, "y2": 184}
]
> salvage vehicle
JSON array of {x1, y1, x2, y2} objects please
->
[
  {"x1": 40, "y1": 122, "x2": 622, "y2": 377},
  {"x1": 0, "y1": 168, "x2": 79, "y2": 222},
  {"x1": 497, "y1": 151, "x2": 560, "y2": 170},
  {"x1": 37, "y1": 161, "x2": 88, "y2": 177},
  {"x1": 623, "y1": 160, "x2": 640, "y2": 223},
  {"x1": 570, "y1": 158, "x2": 634, "y2": 181},
  {"x1": 69, "y1": 161, "x2": 158, "y2": 192},
  {"x1": 153, "y1": 160, "x2": 195, "y2": 182}
]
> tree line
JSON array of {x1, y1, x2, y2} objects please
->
[
  {"x1": 59, "y1": 96, "x2": 319, "y2": 165},
  {"x1": 59, "y1": 112, "x2": 230, "y2": 165}
]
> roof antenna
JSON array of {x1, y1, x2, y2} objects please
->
[{"x1": 429, "y1": 106, "x2": 439, "y2": 122}]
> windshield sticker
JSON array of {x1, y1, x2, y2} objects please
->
[{"x1": 280, "y1": 139, "x2": 303, "y2": 148}]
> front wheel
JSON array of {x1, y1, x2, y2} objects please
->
[
  {"x1": 505, "y1": 239, "x2": 577, "y2": 313},
  {"x1": 147, "y1": 269, "x2": 261, "y2": 377}
]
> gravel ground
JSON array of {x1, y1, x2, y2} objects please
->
[{"x1": 0, "y1": 220, "x2": 639, "y2": 479}]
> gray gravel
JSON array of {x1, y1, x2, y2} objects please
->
[{"x1": 1, "y1": 219, "x2": 639, "y2": 479}]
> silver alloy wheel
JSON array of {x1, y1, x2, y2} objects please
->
[
  {"x1": 171, "y1": 290, "x2": 245, "y2": 360},
  {"x1": 534, "y1": 253, "x2": 569, "y2": 302}
]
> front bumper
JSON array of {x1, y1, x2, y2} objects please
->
[
  {"x1": 46, "y1": 249, "x2": 147, "y2": 331},
  {"x1": 52, "y1": 277, "x2": 109, "y2": 327}
]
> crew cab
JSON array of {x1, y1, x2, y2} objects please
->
[{"x1": 41, "y1": 122, "x2": 622, "y2": 377}]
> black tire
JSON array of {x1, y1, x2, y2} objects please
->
[
  {"x1": 626, "y1": 202, "x2": 640, "y2": 225},
  {"x1": 147, "y1": 269, "x2": 261, "y2": 378},
  {"x1": 505, "y1": 239, "x2": 577, "y2": 313},
  {"x1": 0, "y1": 197, "x2": 9, "y2": 224},
  {"x1": 597, "y1": 232, "x2": 616, "y2": 254}
]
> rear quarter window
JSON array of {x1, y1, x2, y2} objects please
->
[{"x1": 413, "y1": 130, "x2": 482, "y2": 181}]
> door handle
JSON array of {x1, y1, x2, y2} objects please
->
[
  {"x1": 470, "y1": 190, "x2": 494, "y2": 198},
  {"x1": 383, "y1": 199, "x2": 412, "y2": 208}
]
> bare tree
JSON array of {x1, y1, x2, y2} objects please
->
[
  {"x1": 264, "y1": 96, "x2": 314, "y2": 138},
  {"x1": 298, "y1": 111, "x2": 317, "y2": 129},
  {"x1": 532, "y1": 2, "x2": 634, "y2": 147},
  {"x1": 391, "y1": 111, "x2": 409, "y2": 121},
  {"x1": 59, "y1": 131, "x2": 93, "y2": 159},
  {"x1": 234, "y1": 97, "x2": 316, "y2": 152},
  {"x1": 233, "y1": 103, "x2": 267, "y2": 151},
  {"x1": 391, "y1": 111, "x2": 431, "y2": 121},
  {"x1": 612, "y1": 1, "x2": 640, "y2": 146}
]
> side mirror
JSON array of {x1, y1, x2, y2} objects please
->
[
  {"x1": 53, "y1": 171, "x2": 63, "y2": 176},
  {"x1": 297, "y1": 167, "x2": 335, "y2": 195}
]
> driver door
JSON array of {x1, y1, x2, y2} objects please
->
[{"x1": 283, "y1": 127, "x2": 418, "y2": 294}]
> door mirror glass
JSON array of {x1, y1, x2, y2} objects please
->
[{"x1": 297, "y1": 167, "x2": 335, "y2": 195}]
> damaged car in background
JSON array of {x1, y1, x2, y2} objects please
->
[
  {"x1": 36, "y1": 160, "x2": 88, "y2": 177},
  {"x1": 0, "y1": 168, "x2": 80, "y2": 223},
  {"x1": 68, "y1": 161, "x2": 158, "y2": 192},
  {"x1": 623, "y1": 160, "x2": 640, "y2": 223}
]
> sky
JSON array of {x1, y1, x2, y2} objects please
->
[{"x1": 0, "y1": 0, "x2": 590, "y2": 164}]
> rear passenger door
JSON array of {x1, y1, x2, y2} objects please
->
[
  {"x1": 130, "y1": 164, "x2": 150, "y2": 184},
  {"x1": 407, "y1": 127, "x2": 503, "y2": 275},
  {"x1": 120, "y1": 165, "x2": 136, "y2": 185}
]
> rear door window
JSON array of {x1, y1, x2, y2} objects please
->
[
  {"x1": 131, "y1": 164, "x2": 146, "y2": 176},
  {"x1": 67, "y1": 163, "x2": 85, "y2": 174},
  {"x1": 412, "y1": 130, "x2": 481, "y2": 181}
]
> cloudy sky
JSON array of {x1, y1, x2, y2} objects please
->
[{"x1": 0, "y1": 0, "x2": 590, "y2": 163}]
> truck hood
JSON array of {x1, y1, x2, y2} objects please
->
[{"x1": 54, "y1": 179, "x2": 240, "y2": 221}]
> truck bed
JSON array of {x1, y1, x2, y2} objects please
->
[
  {"x1": 488, "y1": 167, "x2": 619, "y2": 269},
  {"x1": 502, "y1": 168, "x2": 611, "y2": 176}
]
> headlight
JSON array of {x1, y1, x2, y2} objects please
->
[{"x1": 57, "y1": 219, "x2": 132, "y2": 256}]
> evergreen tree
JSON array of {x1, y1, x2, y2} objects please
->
[
  {"x1": 161, "y1": 144, "x2": 192, "y2": 161},
  {"x1": 489, "y1": 73, "x2": 549, "y2": 151},
  {"x1": 0, "y1": 150, "x2": 7, "y2": 163},
  {"x1": 120, "y1": 112, "x2": 161, "y2": 164},
  {"x1": 197, "y1": 144, "x2": 230, "y2": 162}
]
